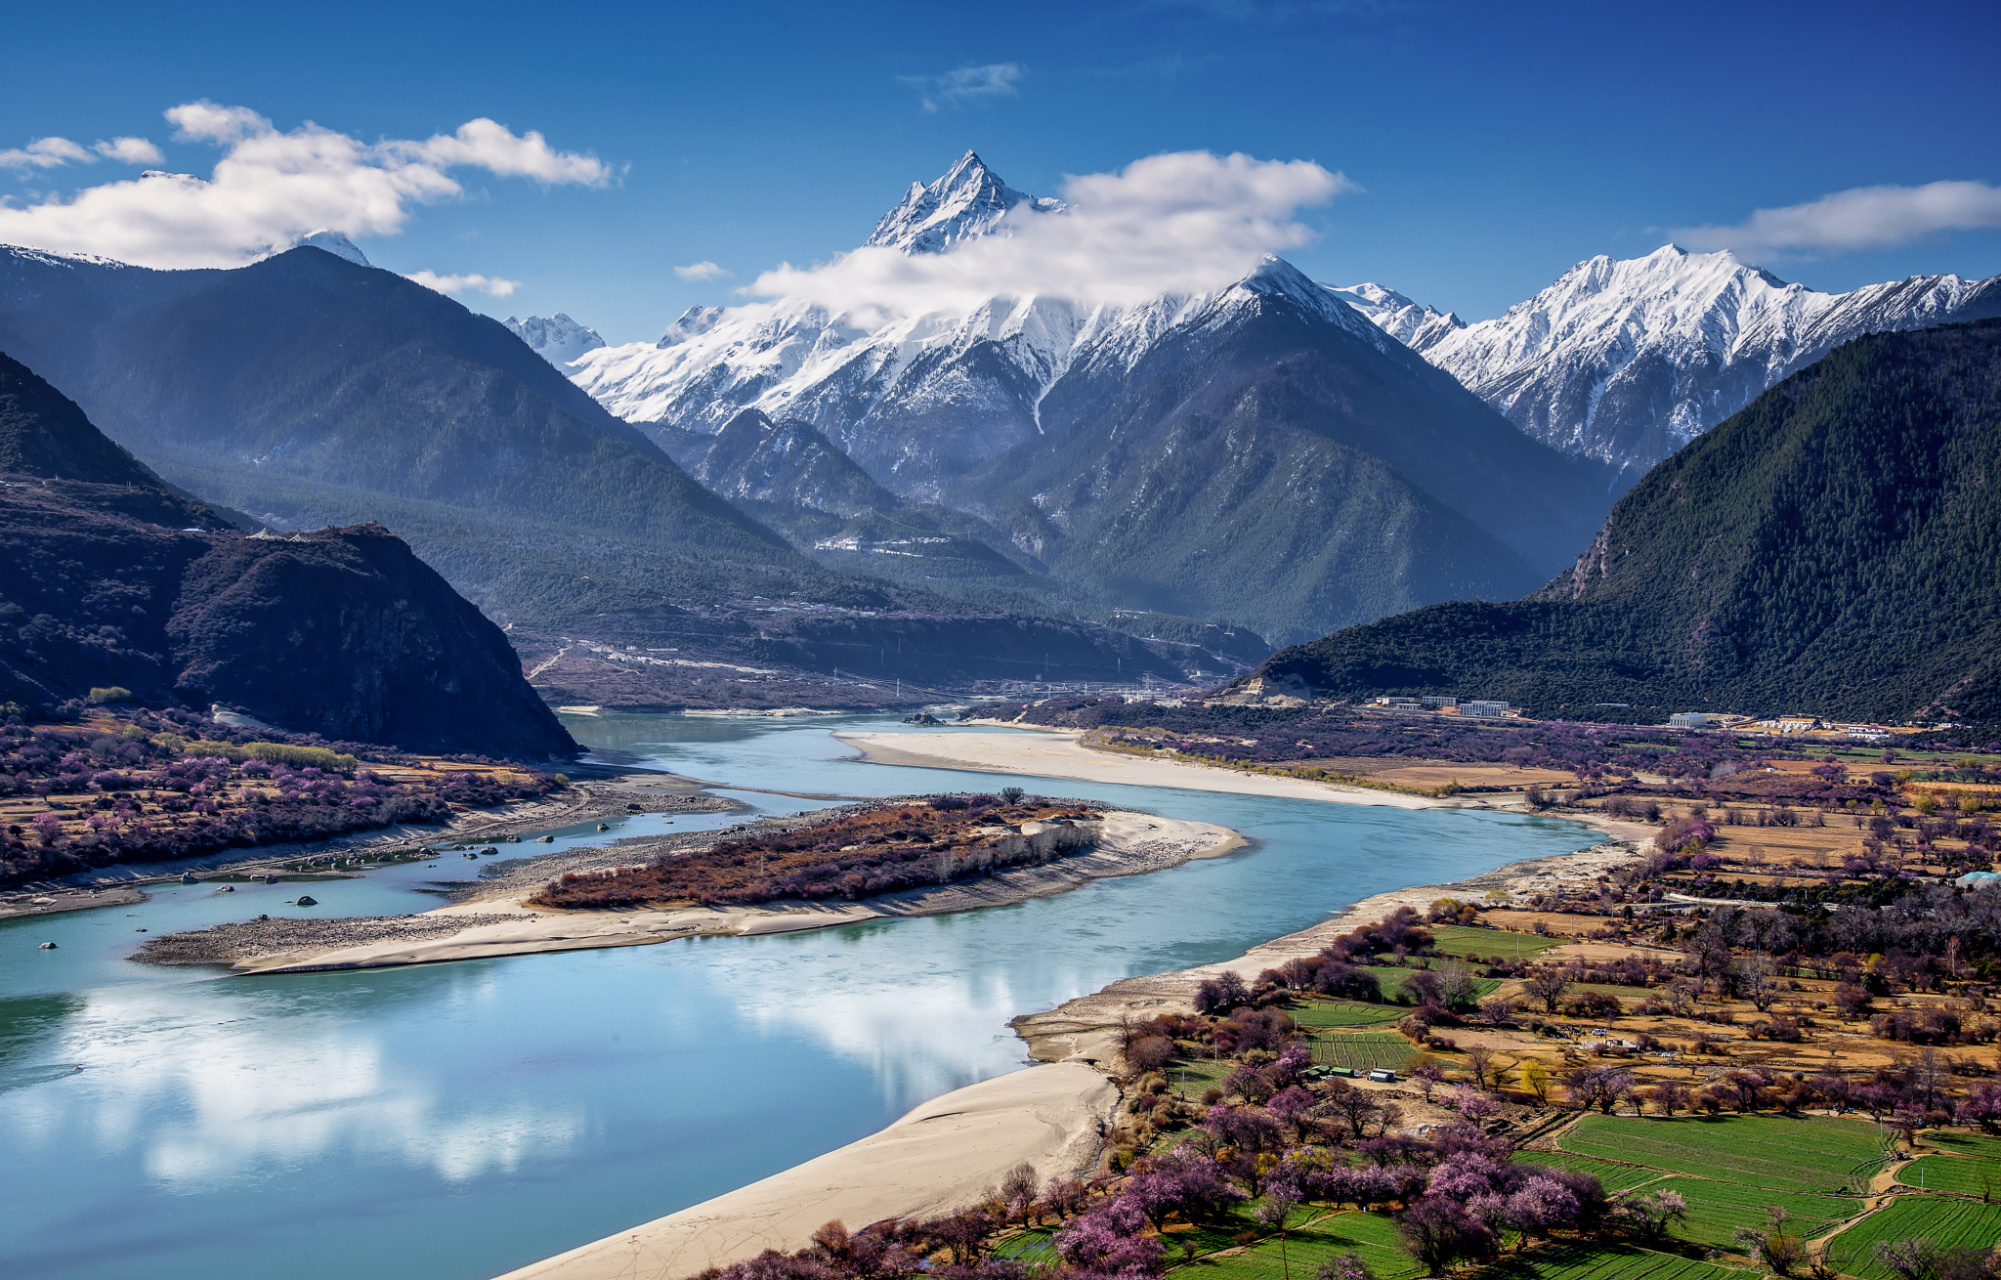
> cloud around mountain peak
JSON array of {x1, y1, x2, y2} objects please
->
[{"x1": 746, "y1": 150, "x2": 1358, "y2": 322}]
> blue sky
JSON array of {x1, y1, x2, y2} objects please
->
[{"x1": 4, "y1": 0, "x2": 1998, "y2": 342}]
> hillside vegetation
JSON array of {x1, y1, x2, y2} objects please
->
[
  {"x1": 1243, "y1": 322, "x2": 2001, "y2": 726},
  {"x1": 0, "y1": 351, "x2": 576, "y2": 758}
]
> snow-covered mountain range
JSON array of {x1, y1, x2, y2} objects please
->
[
  {"x1": 571, "y1": 153, "x2": 1409, "y2": 494},
  {"x1": 1337, "y1": 245, "x2": 2001, "y2": 474},
  {"x1": 568, "y1": 152, "x2": 1614, "y2": 641},
  {"x1": 504, "y1": 312, "x2": 606, "y2": 365}
]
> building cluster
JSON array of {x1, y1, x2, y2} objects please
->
[
  {"x1": 1367, "y1": 695, "x2": 1518, "y2": 719},
  {"x1": 1668, "y1": 711, "x2": 1922, "y2": 742}
]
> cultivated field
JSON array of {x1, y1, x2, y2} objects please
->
[
  {"x1": 1557, "y1": 1115, "x2": 1889, "y2": 1196},
  {"x1": 1825, "y1": 1195, "x2": 2001, "y2": 1280}
]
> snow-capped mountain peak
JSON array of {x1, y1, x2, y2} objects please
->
[
  {"x1": 1323, "y1": 281, "x2": 1464, "y2": 353},
  {"x1": 1341, "y1": 242, "x2": 2001, "y2": 472},
  {"x1": 864, "y1": 149, "x2": 1063, "y2": 254},
  {"x1": 503, "y1": 313, "x2": 607, "y2": 366},
  {"x1": 293, "y1": 229, "x2": 370, "y2": 267}
]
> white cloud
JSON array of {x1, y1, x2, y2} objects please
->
[
  {"x1": 746, "y1": 150, "x2": 1356, "y2": 322},
  {"x1": 0, "y1": 136, "x2": 92, "y2": 171},
  {"x1": 405, "y1": 270, "x2": 519, "y2": 298},
  {"x1": 1676, "y1": 180, "x2": 2001, "y2": 259},
  {"x1": 0, "y1": 102, "x2": 611, "y2": 269},
  {"x1": 674, "y1": 260, "x2": 729, "y2": 280},
  {"x1": 384, "y1": 118, "x2": 614, "y2": 186},
  {"x1": 93, "y1": 136, "x2": 165, "y2": 165},
  {"x1": 898, "y1": 63, "x2": 1023, "y2": 112}
]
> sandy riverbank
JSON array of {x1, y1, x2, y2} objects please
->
[
  {"x1": 1011, "y1": 823, "x2": 1657, "y2": 1065},
  {"x1": 841, "y1": 731, "x2": 1457, "y2": 808},
  {"x1": 488, "y1": 745, "x2": 1658, "y2": 1280},
  {"x1": 495, "y1": 1062, "x2": 1116, "y2": 1280},
  {"x1": 146, "y1": 808, "x2": 1242, "y2": 974}
]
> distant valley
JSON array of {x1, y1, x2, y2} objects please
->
[{"x1": 5, "y1": 152, "x2": 1998, "y2": 728}]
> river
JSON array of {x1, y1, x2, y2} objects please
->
[{"x1": 0, "y1": 714, "x2": 1601, "y2": 1280}]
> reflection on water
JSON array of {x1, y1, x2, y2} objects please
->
[{"x1": 0, "y1": 713, "x2": 1604, "y2": 1280}]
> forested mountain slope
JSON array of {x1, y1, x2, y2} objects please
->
[
  {"x1": 1244, "y1": 322, "x2": 2001, "y2": 727},
  {"x1": 0, "y1": 353, "x2": 577, "y2": 756}
]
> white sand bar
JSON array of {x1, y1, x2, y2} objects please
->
[
  {"x1": 494, "y1": 1062, "x2": 1116, "y2": 1280},
  {"x1": 839, "y1": 731, "x2": 1439, "y2": 808}
]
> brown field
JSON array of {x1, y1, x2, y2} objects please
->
[{"x1": 1357, "y1": 762, "x2": 1579, "y2": 791}]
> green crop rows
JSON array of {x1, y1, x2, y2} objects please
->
[
  {"x1": 1922, "y1": 1130, "x2": 2001, "y2": 1162},
  {"x1": 1650, "y1": 1176, "x2": 1860, "y2": 1249},
  {"x1": 991, "y1": 1229, "x2": 1056, "y2": 1263},
  {"x1": 1514, "y1": 1152, "x2": 1666, "y2": 1194},
  {"x1": 1826, "y1": 1196, "x2": 2001, "y2": 1280},
  {"x1": 1292, "y1": 999, "x2": 1406, "y2": 1029},
  {"x1": 1559, "y1": 1114, "x2": 1888, "y2": 1195},
  {"x1": 1893, "y1": 1153, "x2": 2001, "y2": 1197},
  {"x1": 1309, "y1": 1033, "x2": 1418, "y2": 1072},
  {"x1": 1427, "y1": 925, "x2": 1564, "y2": 961},
  {"x1": 1174, "y1": 1210, "x2": 1421, "y2": 1280},
  {"x1": 1478, "y1": 1242, "x2": 1751, "y2": 1280}
]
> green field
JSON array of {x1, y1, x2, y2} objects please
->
[
  {"x1": 1559, "y1": 1115, "x2": 1889, "y2": 1195},
  {"x1": 1477, "y1": 1243, "x2": 1752, "y2": 1280},
  {"x1": 1292, "y1": 999, "x2": 1406, "y2": 1029},
  {"x1": 991, "y1": 1229, "x2": 1057, "y2": 1263},
  {"x1": 1826, "y1": 1195, "x2": 2001, "y2": 1280},
  {"x1": 1651, "y1": 1175, "x2": 1861, "y2": 1249},
  {"x1": 1309, "y1": 1033, "x2": 1419, "y2": 1072},
  {"x1": 1514, "y1": 1151, "x2": 1667, "y2": 1194},
  {"x1": 1171, "y1": 1209, "x2": 1422, "y2": 1280},
  {"x1": 1367, "y1": 966, "x2": 1503, "y2": 1003},
  {"x1": 1427, "y1": 925, "x2": 1564, "y2": 962},
  {"x1": 1923, "y1": 1131, "x2": 2001, "y2": 1162},
  {"x1": 1894, "y1": 1154, "x2": 2001, "y2": 1197}
]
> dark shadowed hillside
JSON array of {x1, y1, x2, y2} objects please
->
[
  {"x1": 0, "y1": 353, "x2": 576, "y2": 757},
  {"x1": 957, "y1": 261, "x2": 1618, "y2": 641},
  {"x1": 1242, "y1": 322, "x2": 2001, "y2": 727},
  {"x1": 0, "y1": 246, "x2": 1261, "y2": 692}
]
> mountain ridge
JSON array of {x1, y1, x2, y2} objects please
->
[
  {"x1": 0, "y1": 351, "x2": 577, "y2": 757},
  {"x1": 569, "y1": 157, "x2": 1620, "y2": 641},
  {"x1": 1339, "y1": 244, "x2": 2001, "y2": 474},
  {"x1": 1241, "y1": 321, "x2": 2001, "y2": 727}
]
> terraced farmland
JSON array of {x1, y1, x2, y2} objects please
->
[
  {"x1": 1924, "y1": 1131, "x2": 2001, "y2": 1162},
  {"x1": 1174, "y1": 1210, "x2": 1421, "y2": 1280},
  {"x1": 1893, "y1": 1153, "x2": 2001, "y2": 1197},
  {"x1": 1479, "y1": 1242, "x2": 1751, "y2": 1280},
  {"x1": 1559, "y1": 1115, "x2": 1889, "y2": 1195},
  {"x1": 1514, "y1": 1152, "x2": 1665, "y2": 1194},
  {"x1": 1826, "y1": 1195, "x2": 2001, "y2": 1280},
  {"x1": 1309, "y1": 1033, "x2": 1418, "y2": 1072},
  {"x1": 1650, "y1": 1176, "x2": 1860, "y2": 1249},
  {"x1": 1292, "y1": 999, "x2": 1405, "y2": 1029}
]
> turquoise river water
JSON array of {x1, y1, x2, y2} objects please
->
[{"x1": 0, "y1": 714, "x2": 1602, "y2": 1279}]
